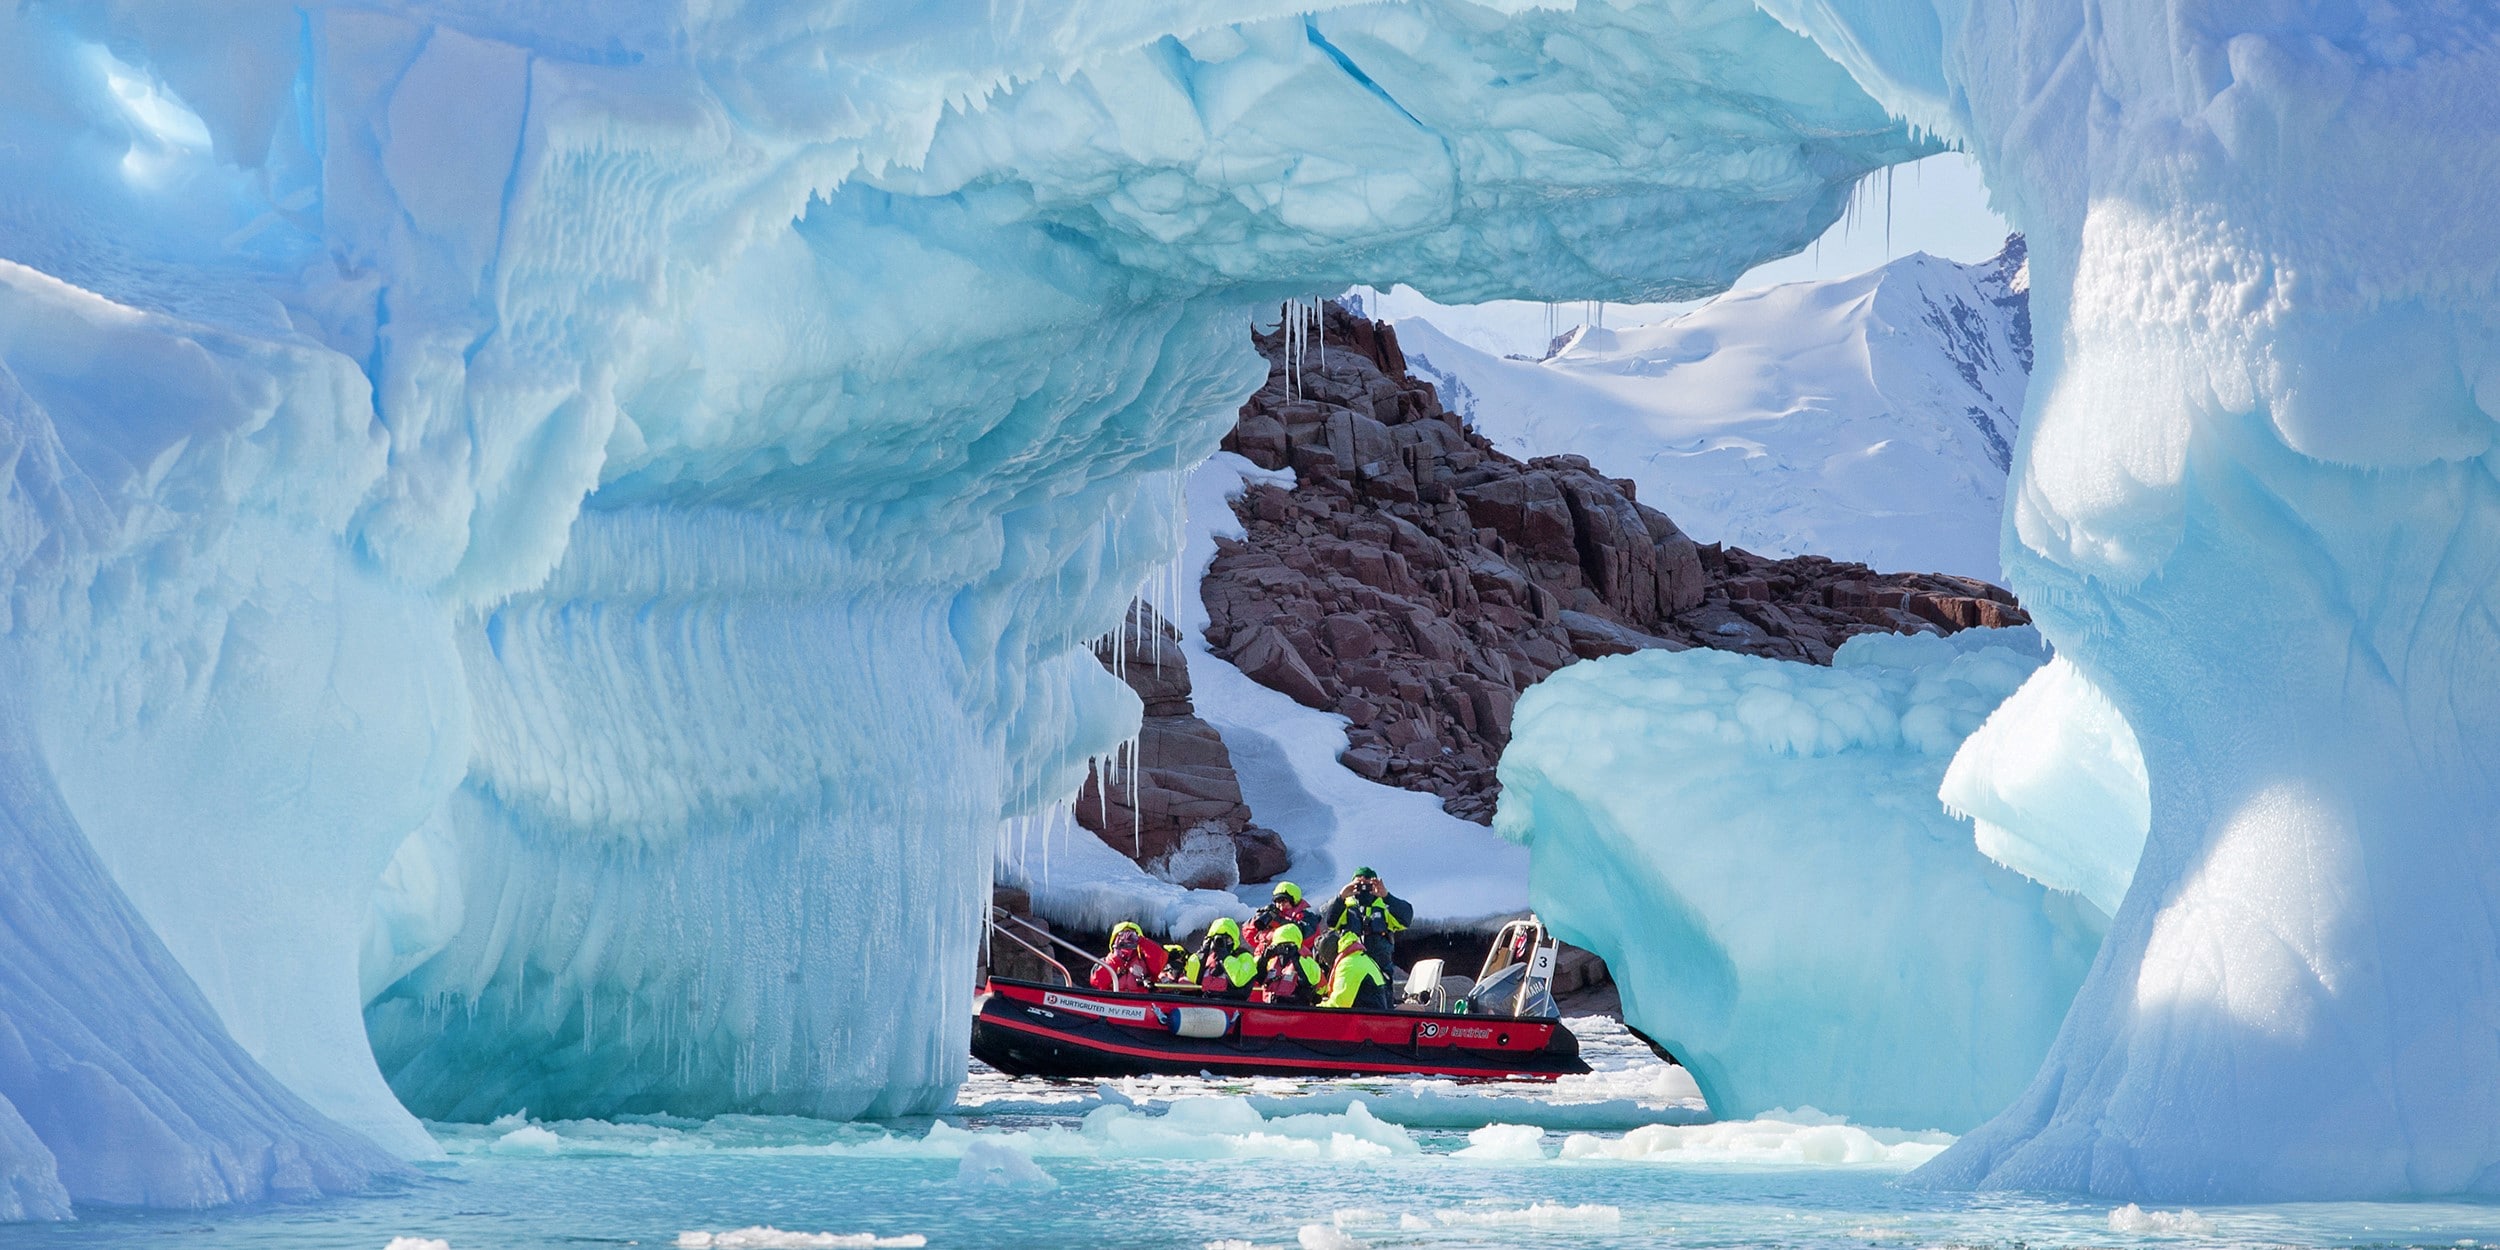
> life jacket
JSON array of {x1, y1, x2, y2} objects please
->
[
  {"x1": 1192, "y1": 946, "x2": 1258, "y2": 994},
  {"x1": 1252, "y1": 950, "x2": 1323, "y2": 1004}
]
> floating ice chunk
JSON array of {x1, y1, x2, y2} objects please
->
[
  {"x1": 1294, "y1": 1225, "x2": 1366, "y2": 1250},
  {"x1": 384, "y1": 1240, "x2": 452, "y2": 1250},
  {"x1": 674, "y1": 1232, "x2": 925, "y2": 1250},
  {"x1": 1430, "y1": 1202, "x2": 1623, "y2": 1230},
  {"x1": 2108, "y1": 1205, "x2": 2216, "y2": 1237},
  {"x1": 1452, "y1": 1124, "x2": 1549, "y2": 1161},
  {"x1": 955, "y1": 1140, "x2": 1057, "y2": 1190},
  {"x1": 488, "y1": 1125, "x2": 563, "y2": 1156},
  {"x1": 1558, "y1": 1115, "x2": 1953, "y2": 1168}
]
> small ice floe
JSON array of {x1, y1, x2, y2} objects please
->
[
  {"x1": 955, "y1": 1139, "x2": 1057, "y2": 1190},
  {"x1": 1451, "y1": 1123, "x2": 1548, "y2": 1161},
  {"x1": 1429, "y1": 1202, "x2": 1622, "y2": 1230},
  {"x1": 2108, "y1": 1204, "x2": 2216, "y2": 1236},
  {"x1": 1557, "y1": 1109, "x2": 1951, "y2": 1167},
  {"x1": 384, "y1": 1239, "x2": 452, "y2": 1250},
  {"x1": 489, "y1": 1124, "x2": 563, "y2": 1155},
  {"x1": 673, "y1": 1229, "x2": 926, "y2": 1248},
  {"x1": 1294, "y1": 1224, "x2": 1368, "y2": 1250}
]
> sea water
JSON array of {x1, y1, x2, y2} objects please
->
[{"x1": 7, "y1": 1021, "x2": 2497, "y2": 1249}]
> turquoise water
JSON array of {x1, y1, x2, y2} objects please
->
[{"x1": 6, "y1": 1021, "x2": 2497, "y2": 1249}]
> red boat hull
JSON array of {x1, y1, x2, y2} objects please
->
[{"x1": 971, "y1": 978, "x2": 1587, "y2": 1081}]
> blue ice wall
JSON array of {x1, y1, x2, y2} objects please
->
[
  {"x1": 0, "y1": 0, "x2": 1927, "y2": 1208},
  {"x1": 1496, "y1": 630, "x2": 2105, "y2": 1134},
  {"x1": 1757, "y1": 0, "x2": 2500, "y2": 1203}
]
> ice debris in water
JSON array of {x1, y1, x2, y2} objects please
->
[
  {"x1": 1451, "y1": 1123, "x2": 1549, "y2": 1161},
  {"x1": 2107, "y1": 1205, "x2": 2216, "y2": 1237},
  {"x1": 1295, "y1": 1225, "x2": 1366, "y2": 1250},
  {"x1": 674, "y1": 1232, "x2": 925, "y2": 1249},
  {"x1": 384, "y1": 1240, "x2": 451, "y2": 1250},
  {"x1": 489, "y1": 1124, "x2": 563, "y2": 1155},
  {"x1": 954, "y1": 1139, "x2": 1056, "y2": 1190},
  {"x1": 1557, "y1": 1113, "x2": 1953, "y2": 1168}
]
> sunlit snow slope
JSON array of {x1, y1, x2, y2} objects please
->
[
  {"x1": 0, "y1": 0, "x2": 1929, "y2": 1212},
  {"x1": 1395, "y1": 238, "x2": 2030, "y2": 581}
]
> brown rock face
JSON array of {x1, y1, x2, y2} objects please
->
[
  {"x1": 1075, "y1": 602, "x2": 1286, "y2": 886},
  {"x1": 1205, "y1": 302, "x2": 2029, "y2": 824}
]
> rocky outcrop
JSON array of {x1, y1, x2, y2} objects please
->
[
  {"x1": 1075, "y1": 602, "x2": 1290, "y2": 886},
  {"x1": 1205, "y1": 302, "x2": 2028, "y2": 822}
]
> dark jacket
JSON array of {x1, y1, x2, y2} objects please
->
[{"x1": 1324, "y1": 888, "x2": 1414, "y2": 965}]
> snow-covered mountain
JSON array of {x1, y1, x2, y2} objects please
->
[{"x1": 1394, "y1": 238, "x2": 2030, "y2": 582}]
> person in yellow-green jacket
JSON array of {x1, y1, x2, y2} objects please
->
[
  {"x1": 1249, "y1": 923, "x2": 1325, "y2": 1005},
  {"x1": 1321, "y1": 934, "x2": 1390, "y2": 1009},
  {"x1": 1185, "y1": 917, "x2": 1258, "y2": 999}
]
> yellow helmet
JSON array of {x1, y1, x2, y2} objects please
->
[
  {"x1": 1208, "y1": 917, "x2": 1243, "y2": 942},
  {"x1": 1269, "y1": 923, "x2": 1304, "y2": 950},
  {"x1": 1271, "y1": 882, "x2": 1303, "y2": 904}
]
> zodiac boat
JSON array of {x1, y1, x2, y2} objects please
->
[{"x1": 972, "y1": 917, "x2": 1589, "y2": 1081}]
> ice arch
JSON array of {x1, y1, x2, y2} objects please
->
[
  {"x1": 0, "y1": 0, "x2": 1931, "y2": 1205},
  {"x1": 1755, "y1": 0, "x2": 2500, "y2": 1202}
]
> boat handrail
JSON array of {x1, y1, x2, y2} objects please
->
[
  {"x1": 987, "y1": 911, "x2": 1077, "y2": 986},
  {"x1": 991, "y1": 907, "x2": 1103, "y2": 973},
  {"x1": 1474, "y1": 916, "x2": 1555, "y2": 1018}
]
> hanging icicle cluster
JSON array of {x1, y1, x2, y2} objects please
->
[{"x1": 1280, "y1": 297, "x2": 1325, "y2": 400}]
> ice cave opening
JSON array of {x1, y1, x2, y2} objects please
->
[{"x1": 0, "y1": 0, "x2": 2494, "y2": 1219}]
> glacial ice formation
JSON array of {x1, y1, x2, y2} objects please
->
[
  {"x1": 1940, "y1": 656, "x2": 2148, "y2": 917},
  {"x1": 1749, "y1": 0, "x2": 2500, "y2": 1200},
  {"x1": 0, "y1": 0, "x2": 1925, "y2": 1207},
  {"x1": 1494, "y1": 628, "x2": 2106, "y2": 1133},
  {"x1": 11, "y1": 0, "x2": 2473, "y2": 1208},
  {"x1": 0, "y1": 704, "x2": 400, "y2": 1216}
]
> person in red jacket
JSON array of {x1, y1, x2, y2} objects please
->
[
  {"x1": 1089, "y1": 925, "x2": 1156, "y2": 993},
  {"x1": 1248, "y1": 923, "x2": 1325, "y2": 1005}
]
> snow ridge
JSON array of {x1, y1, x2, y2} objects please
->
[{"x1": 1393, "y1": 237, "x2": 2033, "y2": 582}]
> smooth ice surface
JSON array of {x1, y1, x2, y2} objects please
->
[
  {"x1": 0, "y1": 0, "x2": 1927, "y2": 1208},
  {"x1": 0, "y1": 709, "x2": 399, "y2": 1214},
  {"x1": 1940, "y1": 656, "x2": 2149, "y2": 917},
  {"x1": 1750, "y1": 0, "x2": 2500, "y2": 1200},
  {"x1": 1392, "y1": 238, "x2": 2031, "y2": 580},
  {"x1": 1495, "y1": 628, "x2": 2107, "y2": 1133}
]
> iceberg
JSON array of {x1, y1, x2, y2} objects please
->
[
  {"x1": 1747, "y1": 0, "x2": 2500, "y2": 1201},
  {"x1": 0, "y1": 0, "x2": 1924, "y2": 1208},
  {"x1": 1494, "y1": 628, "x2": 2104, "y2": 1133},
  {"x1": 8, "y1": 0, "x2": 2472, "y2": 1208}
]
